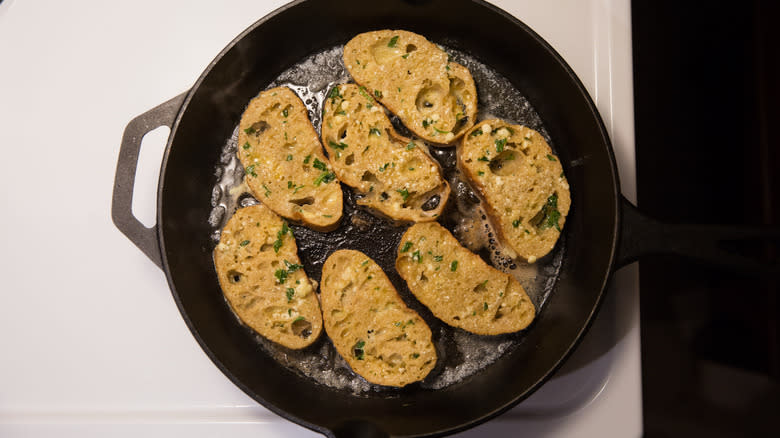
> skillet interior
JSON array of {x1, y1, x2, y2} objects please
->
[{"x1": 158, "y1": 0, "x2": 620, "y2": 436}]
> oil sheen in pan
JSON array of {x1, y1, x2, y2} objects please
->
[{"x1": 208, "y1": 45, "x2": 565, "y2": 394}]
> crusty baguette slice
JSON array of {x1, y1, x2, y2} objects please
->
[
  {"x1": 320, "y1": 83, "x2": 450, "y2": 221},
  {"x1": 343, "y1": 30, "x2": 477, "y2": 145},
  {"x1": 213, "y1": 204, "x2": 323, "y2": 349},
  {"x1": 237, "y1": 86, "x2": 342, "y2": 231},
  {"x1": 396, "y1": 222, "x2": 535, "y2": 335},
  {"x1": 321, "y1": 250, "x2": 436, "y2": 387},
  {"x1": 459, "y1": 120, "x2": 571, "y2": 263}
]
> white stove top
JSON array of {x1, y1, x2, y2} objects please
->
[{"x1": 0, "y1": 0, "x2": 641, "y2": 436}]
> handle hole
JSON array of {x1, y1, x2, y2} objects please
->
[{"x1": 132, "y1": 126, "x2": 170, "y2": 228}]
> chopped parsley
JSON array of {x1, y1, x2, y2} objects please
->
[
  {"x1": 433, "y1": 255, "x2": 443, "y2": 262},
  {"x1": 353, "y1": 340, "x2": 366, "y2": 360},
  {"x1": 402, "y1": 53, "x2": 409, "y2": 59},
  {"x1": 379, "y1": 162, "x2": 390, "y2": 172},
  {"x1": 286, "y1": 154, "x2": 293, "y2": 161},
  {"x1": 478, "y1": 156, "x2": 489, "y2": 162},
  {"x1": 328, "y1": 87, "x2": 341, "y2": 101},
  {"x1": 540, "y1": 194, "x2": 562, "y2": 231},
  {"x1": 547, "y1": 154, "x2": 557, "y2": 161},
  {"x1": 477, "y1": 171, "x2": 485, "y2": 176},
  {"x1": 374, "y1": 89, "x2": 383, "y2": 98},
  {"x1": 303, "y1": 154, "x2": 312, "y2": 164},
  {"x1": 293, "y1": 316, "x2": 305, "y2": 323},
  {"x1": 239, "y1": 240, "x2": 250, "y2": 247},
  {"x1": 314, "y1": 171, "x2": 336, "y2": 186},
  {"x1": 243, "y1": 126, "x2": 256, "y2": 135},
  {"x1": 245, "y1": 165, "x2": 257, "y2": 177},
  {"x1": 261, "y1": 184, "x2": 271, "y2": 197},
  {"x1": 397, "y1": 188, "x2": 410, "y2": 201},
  {"x1": 495, "y1": 138, "x2": 507, "y2": 152},
  {"x1": 361, "y1": 259, "x2": 370, "y2": 266},
  {"x1": 433, "y1": 127, "x2": 450, "y2": 134},
  {"x1": 370, "y1": 128, "x2": 381, "y2": 136},
  {"x1": 313, "y1": 158, "x2": 328, "y2": 171},
  {"x1": 470, "y1": 129, "x2": 483, "y2": 137},
  {"x1": 286, "y1": 288, "x2": 295, "y2": 302},
  {"x1": 242, "y1": 142, "x2": 251, "y2": 150},
  {"x1": 274, "y1": 269, "x2": 288, "y2": 284},
  {"x1": 422, "y1": 119, "x2": 431, "y2": 128},
  {"x1": 282, "y1": 108, "x2": 288, "y2": 117},
  {"x1": 406, "y1": 141, "x2": 415, "y2": 150},
  {"x1": 273, "y1": 222, "x2": 290, "y2": 253},
  {"x1": 358, "y1": 86, "x2": 372, "y2": 101},
  {"x1": 450, "y1": 260, "x2": 458, "y2": 271},
  {"x1": 328, "y1": 140, "x2": 348, "y2": 150},
  {"x1": 400, "y1": 241, "x2": 413, "y2": 252},
  {"x1": 284, "y1": 260, "x2": 303, "y2": 272},
  {"x1": 388, "y1": 36, "x2": 399, "y2": 47},
  {"x1": 288, "y1": 181, "x2": 294, "y2": 189},
  {"x1": 513, "y1": 219, "x2": 521, "y2": 228},
  {"x1": 483, "y1": 302, "x2": 488, "y2": 311},
  {"x1": 412, "y1": 250, "x2": 422, "y2": 263}
]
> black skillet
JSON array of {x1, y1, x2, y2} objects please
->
[{"x1": 111, "y1": 0, "x2": 779, "y2": 436}]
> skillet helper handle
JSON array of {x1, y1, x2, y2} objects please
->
[
  {"x1": 616, "y1": 195, "x2": 780, "y2": 275},
  {"x1": 111, "y1": 93, "x2": 187, "y2": 269}
]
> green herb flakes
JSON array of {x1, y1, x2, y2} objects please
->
[
  {"x1": 286, "y1": 288, "x2": 295, "y2": 302},
  {"x1": 400, "y1": 241, "x2": 413, "y2": 252},
  {"x1": 388, "y1": 35, "x2": 399, "y2": 47},
  {"x1": 239, "y1": 240, "x2": 250, "y2": 247},
  {"x1": 262, "y1": 184, "x2": 271, "y2": 197},
  {"x1": 313, "y1": 158, "x2": 327, "y2": 171},
  {"x1": 478, "y1": 156, "x2": 489, "y2": 162},
  {"x1": 433, "y1": 255, "x2": 443, "y2": 262},
  {"x1": 282, "y1": 108, "x2": 288, "y2": 117},
  {"x1": 495, "y1": 138, "x2": 507, "y2": 152},
  {"x1": 328, "y1": 140, "x2": 348, "y2": 150},
  {"x1": 274, "y1": 269, "x2": 288, "y2": 284},
  {"x1": 245, "y1": 165, "x2": 257, "y2": 177},
  {"x1": 243, "y1": 126, "x2": 256, "y2": 135},
  {"x1": 303, "y1": 154, "x2": 312, "y2": 164},
  {"x1": 450, "y1": 260, "x2": 458, "y2": 271},
  {"x1": 314, "y1": 171, "x2": 336, "y2": 186},
  {"x1": 353, "y1": 340, "x2": 366, "y2": 360},
  {"x1": 397, "y1": 188, "x2": 410, "y2": 201},
  {"x1": 370, "y1": 128, "x2": 381, "y2": 136},
  {"x1": 412, "y1": 250, "x2": 422, "y2": 263},
  {"x1": 406, "y1": 142, "x2": 415, "y2": 150},
  {"x1": 286, "y1": 154, "x2": 293, "y2": 161},
  {"x1": 470, "y1": 129, "x2": 483, "y2": 137},
  {"x1": 547, "y1": 154, "x2": 557, "y2": 161},
  {"x1": 242, "y1": 142, "x2": 251, "y2": 150},
  {"x1": 374, "y1": 89, "x2": 383, "y2": 98},
  {"x1": 512, "y1": 219, "x2": 521, "y2": 228}
]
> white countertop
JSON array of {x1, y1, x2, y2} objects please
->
[{"x1": 0, "y1": 0, "x2": 641, "y2": 436}]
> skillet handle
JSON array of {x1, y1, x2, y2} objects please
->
[
  {"x1": 111, "y1": 93, "x2": 187, "y2": 269},
  {"x1": 615, "y1": 195, "x2": 780, "y2": 275}
]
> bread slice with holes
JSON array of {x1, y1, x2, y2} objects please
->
[
  {"x1": 320, "y1": 250, "x2": 436, "y2": 387},
  {"x1": 459, "y1": 120, "x2": 571, "y2": 263},
  {"x1": 396, "y1": 222, "x2": 535, "y2": 335},
  {"x1": 320, "y1": 83, "x2": 450, "y2": 221},
  {"x1": 343, "y1": 30, "x2": 477, "y2": 145},
  {"x1": 213, "y1": 204, "x2": 323, "y2": 349},
  {"x1": 237, "y1": 86, "x2": 342, "y2": 231}
]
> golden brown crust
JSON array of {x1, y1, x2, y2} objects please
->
[
  {"x1": 321, "y1": 250, "x2": 437, "y2": 387},
  {"x1": 344, "y1": 30, "x2": 477, "y2": 145},
  {"x1": 396, "y1": 222, "x2": 535, "y2": 335},
  {"x1": 213, "y1": 204, "x2": 323, "y2": 349},
  {"x1": 237, "y1": 86, "x2": 343, "y2": 231},
  {"x1": 458, "y1": 120, "x2": 571, "y2": 262},
  {"x1": 321, "y1": 83, "x2": 450, "y2": 221}
]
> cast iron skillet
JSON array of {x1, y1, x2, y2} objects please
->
[{"x1": 111, "y1": 1, "x2": 779, "y2": 436}]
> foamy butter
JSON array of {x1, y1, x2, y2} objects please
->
[{"x1": 207, "y1": 44, "x2": 564, "y2": 393}]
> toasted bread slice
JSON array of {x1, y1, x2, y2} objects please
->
[
  {"x1": 459, "y1": 120, "x2": 570, "y2": 262},
  {"x1": 213, "y1": 204, "x2": 323, "y2": 349},
  {"x1": 320, "y1": 250, "x2": 436, "y2": 387},
  {"x1": 343, "y1": 30, "x2": 477, "y2": 145},
  {"x1": 237, "y1": 86, "x2": 342, "y2": 231},
  {"x1": 320, "y1": 84, "x2": 450, "y2": 221},
  {"x1": 396, "y1": 222, "x2": 535, "y2": 335}
]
